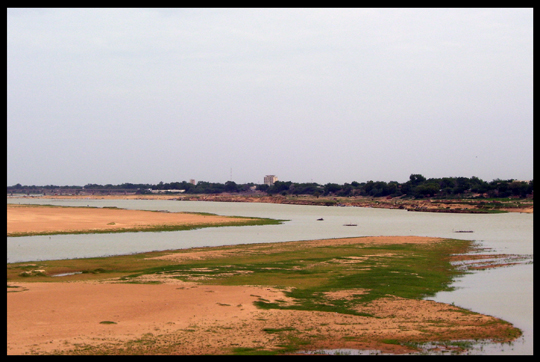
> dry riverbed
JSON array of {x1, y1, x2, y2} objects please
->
[{"x1": 7, "y1": 231, "x2": 524, "y2": 355}]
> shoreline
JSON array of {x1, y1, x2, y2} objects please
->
[
  {"x1": 7, "y1": 235, "x2": 526, "y2": 355},
  {"x1": 7, "y1": 199, "x2": 530, "y2": 355},
  {"x1": 10, "y1": 194, "x2": 533, "y2": 214}
]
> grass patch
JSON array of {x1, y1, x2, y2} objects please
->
[
  {"x1": 8, "y1": 237, "x2": 472, "y2": 316},
  {"x1": 11, "y1": 236, "x2": 523, "y2": 355},
  {"x1": 262, "y1": 327, "x2": 296, "y2": 334},
  {"x1": 231, "y1": 347, "x2": 276, "y2": 355}
]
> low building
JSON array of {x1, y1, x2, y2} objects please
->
[{"x1": 147, "y1": 189, "x2": 185, "y2": 194}]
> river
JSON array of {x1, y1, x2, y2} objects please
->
[{"x1": 7, "y1": 197, "x2": 533, "y2": 354}]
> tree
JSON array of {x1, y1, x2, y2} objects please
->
[
  {"x1": 440, "y1": 177, "x2": 456, "y2": 190},
  {"x1": 509, "y1": 181, "x2": 529, "y2": 198},
  {"x1": 267, "y1": 181, "x2": 292, "y2": 195},
  {"x1": 469, "y1": 176, "x2": 489, "y2": 194},
  {"x1": 415, "y1": 183, "x2": 440, "y2": 197},
  {"x1": 291, "y1": 183, "x2": 319, "y2": 195},
  {"x1": 387, "y1": 181, "x2": 400, "y2": 196},
  {"x1": 409, "y1": 174, "x2": 426, "y2": 185},
  {"x1": 363, "y1": 181, "x2": 375, "y2": 196},
  {"x1": 224, "y1": 181, "x2": 238, "y2": 193},
  {"x1": 338, "y1": 183, "x2": 353, "y2": 196},
  {"x1": 323, "y1": 183, "x2": 342, "y2": 196}
]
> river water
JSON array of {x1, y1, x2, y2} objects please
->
[{"x1": 7, "y1": 198, "x2": 533, "y2": 354}]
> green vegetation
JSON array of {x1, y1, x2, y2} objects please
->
[
  {"x1": 263, "y1": 327, "x2": 297, "y2": 334},
  {"x1": 7, "y1": 237, "x2": 471, "y2": 314},
  {"x1": 264, "y1": 175, "x2": 533, "y2": 199},
  {"x1": 8, "y1": 236, "x2": 522, "y2": 355},
  {"x1": 7, "y1": 174, "x2": 533, "y2": 199},
  {"x1": 231, "y1": 347, "x2": 276, "y2": 355}
]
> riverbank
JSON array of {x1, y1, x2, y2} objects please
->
[
  {"x1": 7, "y1": 236, "x2": 524, "y2": 355},
  {"x1": 17, "y1": 194, "x2": 533, "y2": 214}
]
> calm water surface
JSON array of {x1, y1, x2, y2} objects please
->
[{"x1": 7, "y1": 198, "x2": 533, "y2": 354}]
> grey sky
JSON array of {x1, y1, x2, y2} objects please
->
[{"x1": 7, "y1": 8, "x2": 533, "y2": 186}]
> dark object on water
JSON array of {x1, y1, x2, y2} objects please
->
[
  {"x1": 317, "y1": 218, "x2": 324, "y2": 221},
  {"x1": 454, "y1": 230, "x2": 474, "y2": 233},
  {"x1": 343, "y1": 223, "x2": 357, "y2": 226}
]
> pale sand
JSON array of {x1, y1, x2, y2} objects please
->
[
  {"x1": 7, "y1": 236, "x2": 518, "y2": 355},
  {"x1": 7, "y1": 278, "x2": 512, "y2": 355},
  {"x1": 148, "y1": 236, "x2": 443, "y2": 264},
  {"x1": 7, "y1": 282, "x2": 290, "y2": 355},
  {"x1": 7, "y1": 204, "x2": 251, "y2": 235}
]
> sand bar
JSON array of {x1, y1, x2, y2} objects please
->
[
  {"x1": 8, "y1": 279, "x2": 513, "y2": 355},
  {"x1": 7, "y1": 235, "x2": 522, "y2": 355},
  {"x1": 7, "y1": 204, "x2": 254, "y2": 236}
]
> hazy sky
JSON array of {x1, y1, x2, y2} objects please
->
[{"x1": 7, "y1": 8, "x2": 533, "y2": 186}]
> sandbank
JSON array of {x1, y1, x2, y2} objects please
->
[
  {"x1": 7, "y1": 235, "x2": 522, "y2": 355},
  {"x1": 7, "y1": 204, "x2": 255, "y2": 236}
]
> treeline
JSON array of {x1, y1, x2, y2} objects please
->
[
  {"x1": 6, "y1": 181, "x2": 255, "y2": 195},
  {"x1": 7, "y1": 174, "x2": 534, "y2": 199},
  {"x1": 261, "y1": 174, "x2": 533, "y2": 199}
]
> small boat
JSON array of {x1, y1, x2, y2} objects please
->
[
  {"x1": 454, "y1": 230, "x2": 474, "y2": 233},
  {"x1": 317, "y1": 218, "x2": 324, "y2": 221},
  {"x1": 343, "y1": 223, "x2": 357, "y2": 226}
]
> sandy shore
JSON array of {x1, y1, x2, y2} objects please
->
[
  {"x1": 8, "y1": 279, "x2": 513, "y2": 355},
  {"x1": 7, "y1": 282, "x2": 290, "y2": 355},
  {"x1": 7, "y1": 204, "x2": 253, "y2": 236},
  {"x1": 7, "y1": 236, "x2": 522, "y2": 355}
]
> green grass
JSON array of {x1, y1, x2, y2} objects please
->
[
  {"x1": 262, "y1": 327, "x2": 296, "y2": 334},
  {"x1": 8, "y1": 237, "x2": 471, "y2": 315},
  {"x1": 9, "y1": 236, "x2": 523, "y2": 355},
  {"x1": 231, "y1": 347, "x2": 277, "y2": 355}
]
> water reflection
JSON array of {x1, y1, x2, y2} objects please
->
[{"x1": 303, "y1": 337, "x2": 528, "y2": 355}]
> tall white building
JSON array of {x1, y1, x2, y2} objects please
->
[{"x1": 264, "y1": 175, "x2": 278, "y2": 186}]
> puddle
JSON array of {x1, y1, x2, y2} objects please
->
[
  {"x1": 301, "y1": 337, "x2": 527, "y2": 355},
  {"x1": 51, "y1": 272, "x2": 82, "y2": 277}
]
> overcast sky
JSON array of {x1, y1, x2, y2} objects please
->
[{"x1": 7, "y1": 8, "x2": 533, "y2": 186}]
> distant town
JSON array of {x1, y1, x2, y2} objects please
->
[{"x1": 7, "y1": 174, "x2": 533, "y2": 199}]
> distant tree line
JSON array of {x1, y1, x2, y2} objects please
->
[
  {"x1": 7, "y1": 174, "x2": 534, "y2": 199},
  {"x1": 260, "y1": 175, "x2": 533, "y2": 199}
]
